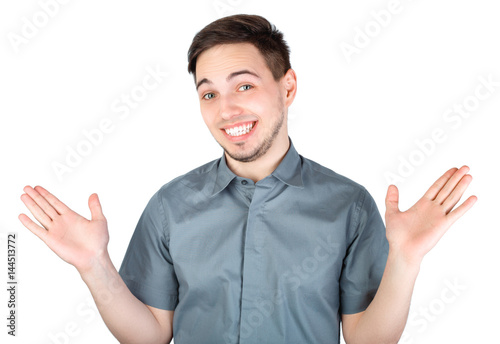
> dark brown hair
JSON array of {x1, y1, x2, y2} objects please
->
[{"x1": 187, "y1": 14, "x2": 291, "y2": 82}]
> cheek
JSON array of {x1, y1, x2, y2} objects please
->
[
  {"x1": 249, "y1": 92, "x2": 283, "y2": 122},
  {"x1": 246, "y1": 92, "x2": 278, "y2": 114},
  {"x1": 200, "y1": 104, "x2": 218, "y2": 127}
]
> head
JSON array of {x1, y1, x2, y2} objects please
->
[
  {"x1": 187, "y1": 14, "x2": 297, "y2": 164},
  {"x1": 188, "y1": 14, "x2": 291, "y2": 83}
]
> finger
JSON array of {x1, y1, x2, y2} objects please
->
[
  {"x1": 447, "y1": 195, "x2": 477, "y2": 225},
  {"x1": 89, "y1": 193, "x2": 105, "y2": 221},
  {"x1": 18, "y1": 213, "x2": 49, "y2": 243},
  {"x1": 434, "y1": 166, "x2": 470, "y2": 204},
  {"x1": 442, "y1": 174, "x2": 473, "y2": 214},
  {"x1": 423, "y1": 167, "x2": 458, "y2": 200},
  {"x1": 34, "y1": 185, "x2": 70, "y2": 215},
  {"x1": 23, "y1": 185, "x2": 59, "y2": 220},
  {"x1": 385, "y1": 184, "x2": 400, "y2": 216},
  {"x1": 20, "y1": 193, "x2": 52, "y2": 229}
]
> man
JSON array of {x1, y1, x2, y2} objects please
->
[{"x1": 19, "y1": 14, "x2": 476, "y2": 344}]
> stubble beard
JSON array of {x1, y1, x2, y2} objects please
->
[{"x1": 220, "y1": 109, "x2": 285, "y2": 163}]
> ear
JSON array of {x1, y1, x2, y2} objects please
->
[{"x1": 281, "y1": 69, "x2": 297, "y2": 107}]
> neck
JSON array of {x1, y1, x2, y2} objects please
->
[{"x1": 225, "y1": 134, "x2": 290, "y2": 183}]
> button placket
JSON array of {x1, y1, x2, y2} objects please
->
[{"x1": 238, "y1": 182, "x2": 274, "y2": 343}]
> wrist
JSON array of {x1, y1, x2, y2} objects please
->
[
  {"x1": 387, "y1": 247, "x2": 422, "y2": 274},
  {"x1": 78, "y1": 249, "x2": 113, "y2": 283}
]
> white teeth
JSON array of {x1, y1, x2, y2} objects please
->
[{"x1": 225, "y1": 122, "x2": 254, "y2": 137}]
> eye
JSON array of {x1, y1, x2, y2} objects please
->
[
  {"x1": 203, "y1": 92, "x2": 215, "y2": 100},
  {"x1": 239, "y1": 84, "x2": 253, "y2": 91}
]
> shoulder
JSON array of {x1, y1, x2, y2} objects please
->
[
  {"x1": 155, "y1": 157, "x2": 220, "y2": 201},
  {"x1": 300, "y1": 154, "x2": 368, "y2": 200}
]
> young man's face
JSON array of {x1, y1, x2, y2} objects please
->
[{"x1": 195, "y1": 43, "x2": 295, "y2": 163}]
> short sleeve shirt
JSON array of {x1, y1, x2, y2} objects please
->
[{"x1": 118, "y1": 137, "x2": 389, "y2": 344}]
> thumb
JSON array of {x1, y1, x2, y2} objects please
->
[
  {"x1": 385, "y1": 184, "x2": 400, "y2": 215},
  {"x1": 88, "y1": 193, "x2": 105, "y2": 221}
]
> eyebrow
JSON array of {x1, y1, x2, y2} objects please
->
[{"x1": 196, "y1": 70, "x2": 261, "y2": 90}]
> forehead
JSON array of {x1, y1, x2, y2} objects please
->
[{"x1": 195, "y1": 43, "x2": 271, "y2": 84}]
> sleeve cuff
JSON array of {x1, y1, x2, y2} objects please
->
[{"x1": 122, "y1": 275, "x2": 178, "y2": 310}]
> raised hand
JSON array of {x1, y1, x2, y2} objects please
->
[
  {"x1": 384, "y1": 166, "x2": 477, "y2": 266},
  {"x1": 18, "y1": 186, "x2": 109, "y2": 274}
]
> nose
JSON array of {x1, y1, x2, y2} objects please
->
[{"x1": 219, "y1": 93, "x2": 244, "y2": 120}]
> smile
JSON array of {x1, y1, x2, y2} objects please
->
[{"x1": 224, "y1": 121, "x2": 256, "y2": 137}]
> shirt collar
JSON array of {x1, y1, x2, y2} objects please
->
[
  {"x1": 270, "y1": 137, "x2": 304, "y2": 189},
  {"x1": 211, "y1": 153, "x2": 237, "y2": 197},
  {"x1": 210, "y1": 137, "x2": 304, "y2": 197}
]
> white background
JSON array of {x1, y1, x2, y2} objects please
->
[{"x1": 1, "y1": 0, "x2": 499, "y2": 343}]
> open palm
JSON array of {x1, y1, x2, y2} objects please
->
[
  {"x1": 384, "y1": 166, "x2": 477, "y2": 265},
  {"x1": 19, "y1": 185, "x2": 109, "y2": 274}
]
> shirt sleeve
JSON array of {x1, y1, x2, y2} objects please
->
[
  {"x1": 118, "y1": 189, "x2": 179, "y2": 310},
  {"x1": 339, "y1": 187, "x2": 389, "y2": 314}
]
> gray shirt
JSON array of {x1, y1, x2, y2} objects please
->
[{"x1": 118, "y1": 137, "x2": 389, "y2": 344}]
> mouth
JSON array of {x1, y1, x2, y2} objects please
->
[{"x1": 221, "y1": 121, "x2": 257, "y2": 141}]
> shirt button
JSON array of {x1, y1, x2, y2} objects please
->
[{"x1": 241, "y1": 180, "x2": 248, "y2": 185}]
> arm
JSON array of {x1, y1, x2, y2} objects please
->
[
  {"x1": 19, "y1": 185, "x2": 173, "y2": 344},
  {"x1": 80, "y1": 250, "x2": 174, "y2": 344},
  {"x1": 342, "y1": 166, "x2": 477, "y2": 344}
]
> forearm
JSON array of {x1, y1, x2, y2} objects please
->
[
  {"x1": 348, "y1": 250, "x2": 421, "y2": 344},
  {"x1": 79, "y1": 252, "x2": 171, "y2": 344}
]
